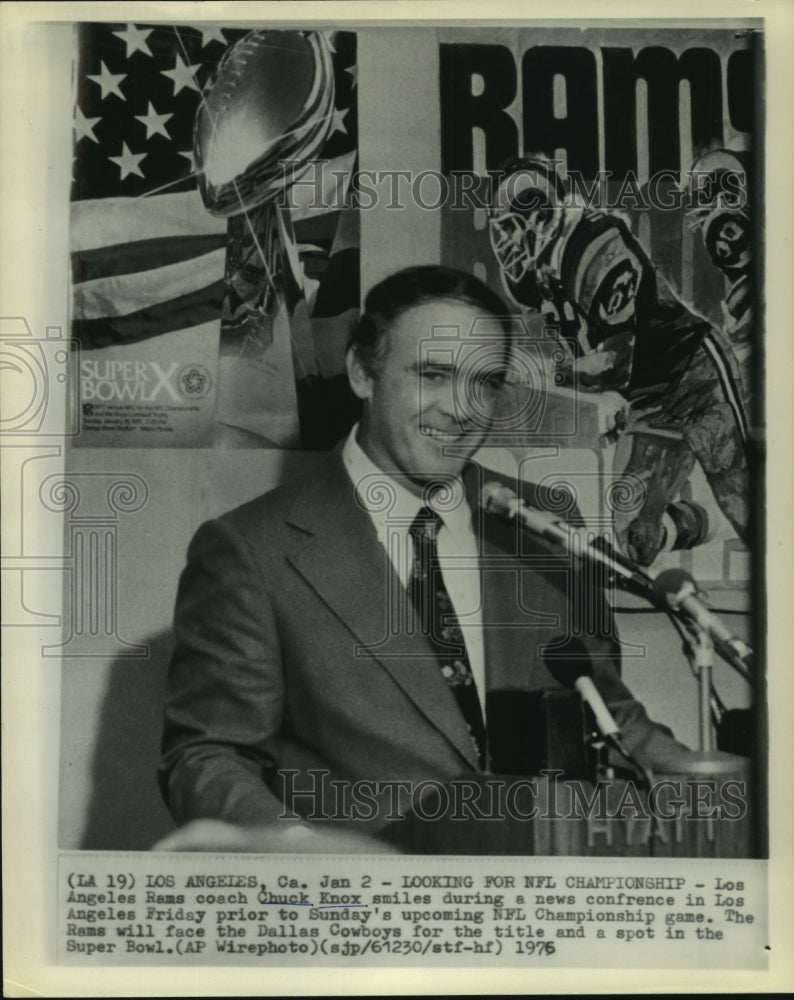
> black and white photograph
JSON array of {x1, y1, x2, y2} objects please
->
[{"x1": 2, "y1": 1, "x2": 792, "y2": 995}]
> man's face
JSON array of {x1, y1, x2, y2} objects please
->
[{"x1": 348, "y1": 298, "x2": 508, "y2": 493}]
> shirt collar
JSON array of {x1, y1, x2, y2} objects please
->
[{"x1": 342, "y1": 424, "x2": 471, "y2": 534}]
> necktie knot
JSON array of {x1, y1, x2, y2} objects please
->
[{"x1": 409, "y1": 505, "x2": 442, "y2": 543}]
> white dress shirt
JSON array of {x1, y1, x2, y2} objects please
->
[{"x1": 342, "y1": 425, "x2": 487, "y2": 716}]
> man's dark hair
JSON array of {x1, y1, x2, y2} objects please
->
[{"x1": 348, "y1": 265, "x2": 514, "y2": 376}]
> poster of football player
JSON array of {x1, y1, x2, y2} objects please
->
[
  {"x1": 70, "y1": 24, "x2": 360, "y2": 448},
  {"x1": 486, "y1": 155, "x2": 751, "y2": 566},
  {"x1": 439, "y1": 25, "x2": 758, "y2": 587}
]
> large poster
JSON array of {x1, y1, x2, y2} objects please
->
[
  {"x1": 438, "y1": 26, "x2": 757, "y2": 584},
  {"x1": 71, "y1": 23, "x2": 360, "y2": 448}
]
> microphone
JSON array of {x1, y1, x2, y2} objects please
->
[
  {"x1": 544, "y1": 640, "x2": 655, "y2": 788},
  {"x1": 481, "y1": 482, "x2": 571, "y2": 546},
  {"x1": 544, "y1": 645, "x2": 623, "y2": 746},
  {"x1": 481, "y1": 481, "x2": 653, "y2": 596},
  {"x1": 650, "y1": 569, "x2": 753, "y2": 678}
]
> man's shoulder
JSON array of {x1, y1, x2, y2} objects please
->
[{"x1": 215, "y1": 449, "x2": 349, "y2": 540}]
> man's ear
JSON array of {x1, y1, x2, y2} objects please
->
[{"x1": 346, "y1": 346, "x2": 374, "y2": 401}]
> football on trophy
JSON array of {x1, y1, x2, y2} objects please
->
[{"x1": 195, "y1": 30, "x2": 335, "y2": 217}]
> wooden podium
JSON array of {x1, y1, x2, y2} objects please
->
[{"x1": 380, "y1": 756, "x2": 755, "y2": 857}]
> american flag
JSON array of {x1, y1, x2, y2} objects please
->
[{"x1": 71, "y1": 22, "x2": 360, "y2": 448}]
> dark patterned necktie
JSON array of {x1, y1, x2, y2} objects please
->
[{"x1": 408, "y1": 506, "x2": 486, "y2": 769}]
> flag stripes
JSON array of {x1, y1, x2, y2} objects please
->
[{"x1": 71, "y1": 22, "x2": 360, "y2": 447}]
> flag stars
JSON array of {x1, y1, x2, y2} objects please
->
[
  {"x1": 345, "y1": 63, "x2": 358, "y2": 89},
  {"x1": 329, "y1": 106, "x2": 349, "y2": 137},
  {"x1": 87, "y1": 61, "x2": 127, "y2": 101},
  {"x1": 199, "y1": 26, "x2": 227, "y2": 48},
  {"x1": 73, "y1": 106, "x2": 101, "y2": 143},
  {"x1": 112, "y1": 24, "x2": 154, "y2": 59},
  {"x1": 161, "y1": 54, "x2": 202, "y2": 96},
  {"x1": 177, "y1": 148, "x2": 197, "y2": 172},
  {"x1": 135, "y1": 101, "x2": 173, "y2": 140},
  {"x1": 108, "y1": 142, "x2": 147, "y2": 180}
]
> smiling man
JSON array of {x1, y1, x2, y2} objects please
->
[
  {"x1": 345, "y1": 269, "x2": 512, "y2": 484},
  {"x1": 159, "y1": 265, "x2": 699, "y2": 853}
]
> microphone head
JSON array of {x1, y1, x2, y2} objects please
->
[
  {"x1": 481, "y1": 481, "x2": 520, "y2": 518},
  {"x1": 651, "y1": 568, "x2": 697, "y2": 610}
]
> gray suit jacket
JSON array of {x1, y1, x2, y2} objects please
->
[{"x1": 160, "y1": 448, "x2": 692, "y2": 832}]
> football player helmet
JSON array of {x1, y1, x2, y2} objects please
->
[
  {"x1": 488, "y1": 158, "x2": 567, "y2": 288},
  {"x1": 686, "y1": 149, "x2": 751, "y2": 279}
]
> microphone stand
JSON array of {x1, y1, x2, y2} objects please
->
[
  {"x1": 482, "y1": 484, "x2": 753, "y2": 758},
  {"x1": 534, "y1": 521, "x2": 754, "y2": 683},
  {"x1": 683, "y1": 624, "x2": 715, "y2": 752}
]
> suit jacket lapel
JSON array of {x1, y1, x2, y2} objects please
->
[{"x1": 284, "y1": 450, "x2": 480, "y2": 768}]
